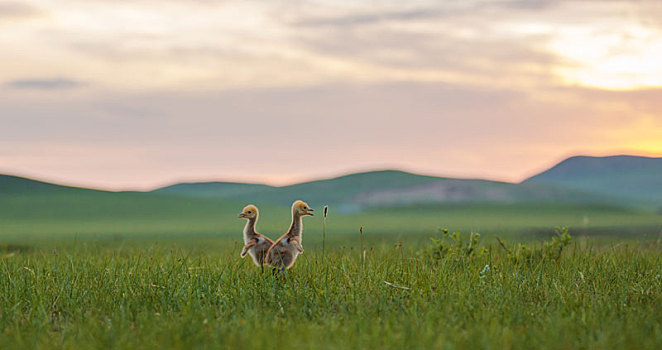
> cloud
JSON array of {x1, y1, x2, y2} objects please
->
[
  {"x1": 0, "y1": 1, "x2": 41, "y2": 19},
  {"x1": 0, "y1": 0, "x2": 660, "y2": 189},
  {"x1": 495, "y1": 0, "x2": 560, "y2": 10},
  {"x1": 289, "y1": 0, "x2": 571, "y2": 28},
  {"x1": 290, "y1": 1, "x2": 564, "y2": 28},
  {"x1": 4, "y1": 78, "x2": 84, "y2": 90},
  {"x1": 292, "y1": 8, "x2": 452, "y2": 27},
  {"x1": 1, "y1": 0, "x2": 658, "y2": 92},
  {"x1": 1, "y1": 81, "x2": 659, "y2": 190}
]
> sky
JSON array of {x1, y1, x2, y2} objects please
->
[{"x1": 1, "y1": 0, "x2": 661, "y2": 190}]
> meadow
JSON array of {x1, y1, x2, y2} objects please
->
[
  {"x1": 1, "y1": 189, "x2": 660, "y2": 241},
  {"x1": 1, "y1": 192, "x2": 661, "y2": 349},
  {"x1": 1, "y1": 234, "x2": 661, "y2": 349}
]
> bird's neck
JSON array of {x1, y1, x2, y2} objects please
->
[
  {"x1": 243, "y1": 218, "x2": 257, "y2": 242},
  {"x1": 287, "y1": 212, "x2": 303, "y2": 238}
]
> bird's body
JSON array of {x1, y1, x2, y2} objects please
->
[
  {"x1": 238, "y1": 205, "x2": 273, "y2": 269},
  {"x1": 266, "y1": 200, "x2": 314, "y2": 271},
  {"x1": 267, "y1": 233, "x2": 303, "y2": 270}
]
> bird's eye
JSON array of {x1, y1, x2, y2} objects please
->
[
  {"x1": 247, "y1": 211, "x2": 252, "y2": 214},
  {"x1": 303, "y1": 206, "x2": 307, "y2": 210}
]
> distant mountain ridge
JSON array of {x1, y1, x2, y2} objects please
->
[
  {"x1": 0, "y1": 174, "x2": 97, "y2": 194},
  {"x1": 150, "y1": 169, "x2": 609, "y2": 211},
  {"x1": 154, "y1": 182, "x2": 273, "y2": 198},
  {"x1": 523, "y1": 155, "x2": 662, "y2": 206},
  {"x1": 2, "y1": 154, "x2": 659, "y2": 211}
]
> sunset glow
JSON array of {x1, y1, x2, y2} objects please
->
[
  {"x1": 1, "y1": 0, "x2": 661, "y2": 190},
  {"x1": 550, "y1": 24, "x2": 662, "y2": 90}
]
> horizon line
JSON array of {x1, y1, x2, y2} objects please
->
[{"x1": 1, "y1": 152, "x2": 660, "y2": 193}]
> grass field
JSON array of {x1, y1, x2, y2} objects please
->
[
  {"x1": 1, "y1": 190, "x2": 660, "y2": 240},
  {"x1": 1, "y1": 191, "x2": 661, "y2": 348},
  {"x1": 1, "y1": 234, "x2": 661, "y2": 349}
]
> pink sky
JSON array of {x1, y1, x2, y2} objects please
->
[{"x1": 1, "y1": 1, "x2": 661, "y2": 190}]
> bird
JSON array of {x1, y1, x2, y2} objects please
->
[
  {"x1": 237, "y1": 204, "x2": 274, "y2": 272},
  {"x1": 265, "y1": 200, "x2": 314, "y2": 273}
]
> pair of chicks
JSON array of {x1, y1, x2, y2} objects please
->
[{"x1": 237, "y1": 200, "x2": 314, "y2": 273}]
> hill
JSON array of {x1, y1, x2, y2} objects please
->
[
  {"x1": 0, "y1": 174, "x2": 99, "y2": 194},
  {"x1": 153, "y1": 170, "x2": 607, "y2": 211},
  {"x1": 1, "y1": 172, "x2": 660, "y2": 239},
  {"x1": 153, "y1": 181, "x2": 273, "y2": 198},
  {"x1": 0, "y1": 174, "x2": 262, "y2": 238},
  {"x1": 523, "y1": 155, "x2": 662, "y2": 207}
]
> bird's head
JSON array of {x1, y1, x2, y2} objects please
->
[
  {"x1": 292, "y1": 200, "x2": 314, "y2": 216},
  {"x1": 238, "y1": 204, "x2": 258, "y2": 219}
]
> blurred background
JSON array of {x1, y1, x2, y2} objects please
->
[{"x1": 1, "y1": 0, "x2": 660, "y2": 247}]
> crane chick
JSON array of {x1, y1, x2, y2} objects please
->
[
  {"x1": 265, "y1": 200, "x2": 314, "y2": 273},
  {"x1": 238, "y1": 204, "x2": 274, "y2": 272}
]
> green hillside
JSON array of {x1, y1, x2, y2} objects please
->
[
  {"x1": 0, "y1": 174, "x2": 95, "y2": 194},
  {"x1": 154, "y1": 181, "x2": 274, "y2": 198},
  {"x1": 152, "y1": 170, "x2": 608, "y2": 211},
  {"x1": 0, "y1": 177, "x2": 271, "y2": 240},
  {"x1": 1, "y1": 173, "x2": 660, "y2": 243},
  {"x1": 243, "y1": 170, "x2": 445, "y2": 209},
  {"x1": 524, "y1": 155, "x2": 662, "y2": 207},
  {"x1": 0, "y1": 174, "x2": 255, "y2": 238}
]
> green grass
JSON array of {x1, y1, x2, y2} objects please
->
[
  {"x1": 1, "y1": 191, "x2": 661, "y2": 348},
  {"x1": 0, "y1": 236, "x2": 661, "y2": 349},
  {"x1": 2, "y1": 191, "x2": 660, "y2": 241}
]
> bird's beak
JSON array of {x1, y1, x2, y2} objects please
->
[
  {"x1": 307, "y1": 208, "x2": 315, "y2": 216},
  {"x1": 238, "y1": 213, "x2": 247, "y2": 218}
]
